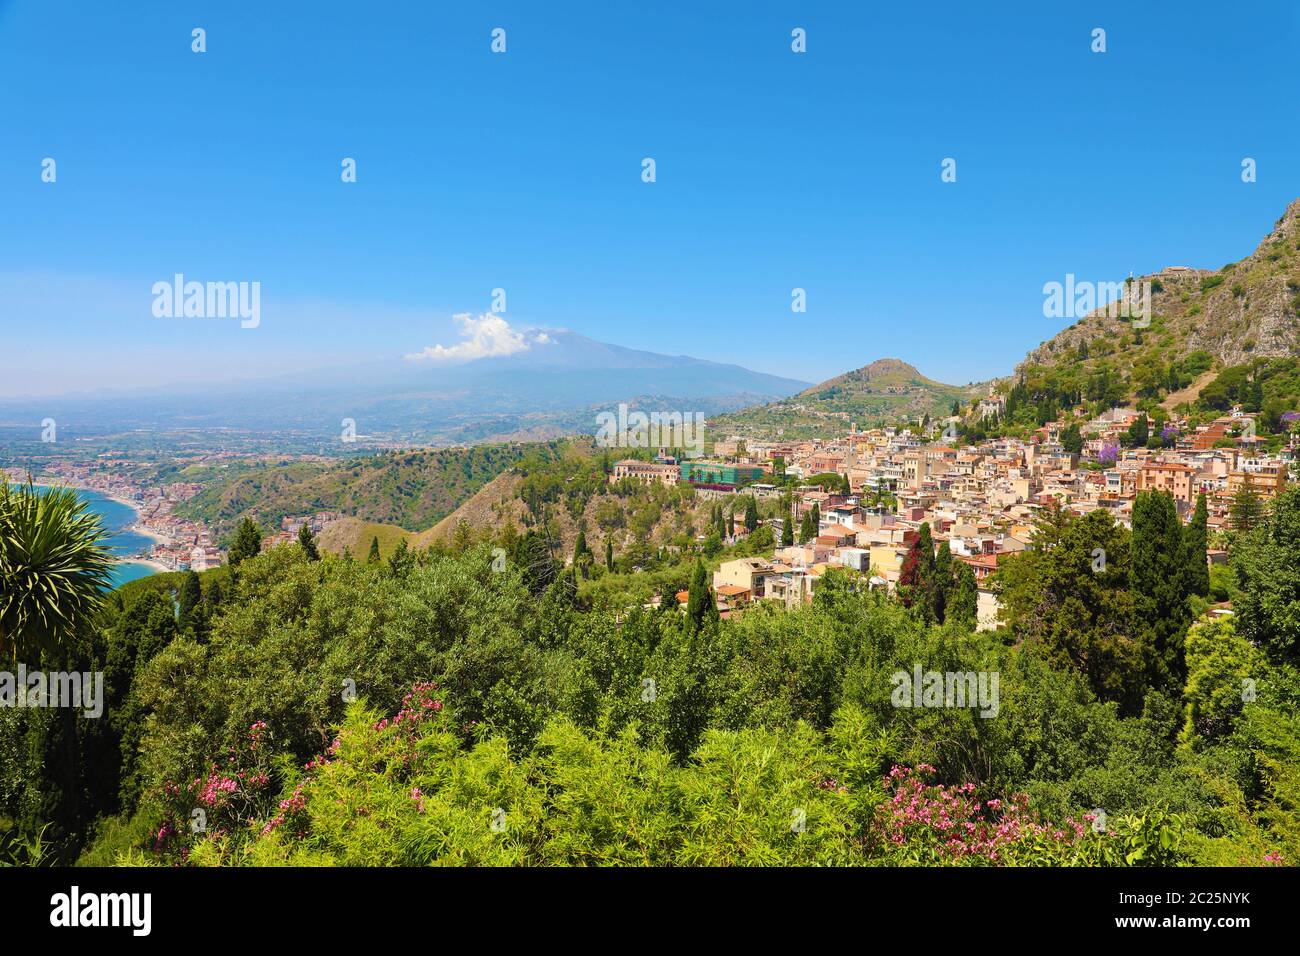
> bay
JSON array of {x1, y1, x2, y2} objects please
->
[{"x1": 12, "y1": 483, "x2": 161, "y2": 589}]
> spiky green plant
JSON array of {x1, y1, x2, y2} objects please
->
[{"x1": 0, "y1": 481, "x2": 113, "y2": 663}]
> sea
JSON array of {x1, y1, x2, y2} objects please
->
[{"x1": 19, "y1": 484, "x2": 159, "y2": 589}]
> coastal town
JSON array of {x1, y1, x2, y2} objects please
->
[
  {"x1": 611, "y1": 400, "x2": 1296, "y2": 628},
  {"x1": 2, "y1": 462, "x2": 222, "y2": 572},
  {"x1": 0, "y1": 461, "x2": 345, "y2": 574}
]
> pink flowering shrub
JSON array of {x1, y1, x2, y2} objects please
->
[
  {"x1": 176, "y1": 682, "x2": 454, "y2": 864},
  {"x1": 874, "y1": 764, "x2": 1104, "y2": 866},
  {"x1": 373, "y1": 681, "x2": 444, "y2": 734},
  {"x1": 158, "y1": 693, "x2": 1196, "y2": 867},
  {"x1": 152, "y1": 720, "x2": 279, "y2": 862}
]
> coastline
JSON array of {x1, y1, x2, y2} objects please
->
[
  {"x1": 108, "y1": 500, "x2": 169, "y2": 545},
  {"x1": 22, "y1": 475, "x2": 170, "y2": 545},
  {"x1": 14, "y1": 476, "x2": 173, "y2": 569}
]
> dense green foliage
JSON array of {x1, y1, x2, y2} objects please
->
[
  {"x1": 5, "y1": 481, "x2": 1299, "y2": 868},
  {"x1": 1235, "y1": 486, "x2": 1300, "y2": 664}
]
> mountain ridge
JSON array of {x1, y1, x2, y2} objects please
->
[{"x1": 0, "y1": 330, "x2": 811, "y2": 446}]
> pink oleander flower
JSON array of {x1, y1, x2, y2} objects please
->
[{"x1": 878, "y1": 765, "x2": 1083, "y2": 864}]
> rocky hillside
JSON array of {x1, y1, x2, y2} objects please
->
[{"x1": 1018, "y1": 198, "x2": 1300, "y2": 381}]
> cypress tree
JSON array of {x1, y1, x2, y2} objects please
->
[
  {"x1": 947, "y1": 560, "x2": 978, "y2": 631},
  {"x1": 227, "y1": 517, "x2": 262, "y2": 567},
  {"x1": 743, "y1": 496, "x2": 759, "y2": 533},
  {"x1": 915, "y1": 523, "x2": 937, "y2": 622},
  {"x1": 451, "y1": 519, "x2": 474, "y2": 553},
  {"x1": 367, "y1": 535, "x2": 381, "y2": 564},
  {"x1": 781, "y1": 503, "x2": 794, "y2": 546},
  {"x1": 605, "y1": 537, "x2": 614, "y2": 571},
  {"x1": 1126, "y1": 414, "x2": 1149, "y2": 448},
  {"x1": 204, "y1": 579, "x2": 223, "y2": 613},
  {"x1": 297, "y1": 523, "x2": 320, "y2": 561},
  {"x1": 684, "y1": 559, "x2": 718, "y2": 634},
  {"x1": 177, "y1": 570, "x2": 203, "y2": 633},
  {"x1": 573, "y1": 529, "x2": 591, "y2": 578},
  {"x1": 1184, "y1": 492, "x2": 1210, "y2": 596},
  {"x1": 516, "y1": 530, "x2": 559, "y2": 595},
  {"x1": 388, "y1": 538, "x2": 412, "y2": 577},
  {"x1": 1060, "y1": 423, "x2": 1083, "y2": 454},
  {"x1": 932, "y1": 542, "x2": 952, "y2": 624},
  {"x1": 799, "y1": 508, "x2": 815, "y2": 543},
  {"x1": 1231, "y1": 481, "x2": 1265, "y2": 532},
  {"x1": 1130, "y1": 491, "x2": 1191, "y2": 693}
]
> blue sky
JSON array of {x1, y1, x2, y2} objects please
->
[{"x1": 2, "y1": 0, "x2": 1298, "y2": 396}]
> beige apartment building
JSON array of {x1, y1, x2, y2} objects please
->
[
  {"x1": 610, "y1": 459, "x2": 679, "y2": 486},
  {"x1": 712, "y1": 557, "x2": 774, "y2": 599},
  {"x1": 1226, "y1": 464, "x2": 1289, "y2": 500},
  {"x1": 1137, "y1": 461, "x2": 1195, "y2": 504}
]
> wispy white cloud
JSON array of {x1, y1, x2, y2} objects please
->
[{"x1": 404, "y1": 313, "x2": 551, "y2": 363}]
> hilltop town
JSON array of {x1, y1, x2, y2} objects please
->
[{"x1": 609, "y1": 399, "x2": 1294, "y2": 626}]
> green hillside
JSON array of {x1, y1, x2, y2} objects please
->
[
  {"x1": 174, "y1": 441, "x2": 553, "y2": 540},
  {"x1": 713, "y1": 358, "x2": 984, "y2": 440}
]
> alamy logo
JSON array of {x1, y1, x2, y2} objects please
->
[
  {"x1": 1042, "y1": 274, "x2": 1151, "y2": 328},
  {"x1": 51, "y1": 884, "x2": 151, "y2": 936},
  {"x1": 50, "y1": 886, "x2": 151, "y2": 936},
  {"x1": 1, "y1": 667, "x2": 104, "y2": 717},
  {"x1": 152, "y1": 274, "x2": 260, "y2": 328},
  {"x1": 891, "y1": 665, "x2": 1000, "y2": 718},
  {"x1": 595, "y1": 404, "x2": 705, "y2": 458}
]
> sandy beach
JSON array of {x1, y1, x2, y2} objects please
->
[
  {"x1": 111, "y1": 506, "x2": 169, "y2": 545},
  {"x1": 121, "y1": 558, "x2": 172, "y2": 573}
]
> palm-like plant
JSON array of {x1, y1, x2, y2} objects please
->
[{"x1": 0, "y1": 480, "x2": 114, "y2": 664}]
